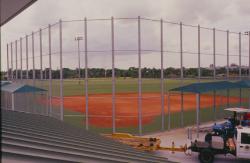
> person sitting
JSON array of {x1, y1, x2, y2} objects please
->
[{"x1": 242, "y1": 113, "x2": 250, "y2": 126}]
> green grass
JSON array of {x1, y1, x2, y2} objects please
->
[{"x1": 29, "y1": 78, "x2": 249, "y2": 134}]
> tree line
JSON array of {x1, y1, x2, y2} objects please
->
[{"x1": 3, "y1": 66, "x2": 247, "y2": 79}]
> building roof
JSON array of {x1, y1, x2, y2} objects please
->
[
  {"x1": 1, "y1": 0, "x2": 37, "y2": 26},
  {"x1": 235, "y1": 80, "x2": 250, "y2": 88},
  {"x1": 0, "y1": 81, "x2": 12, "y2": 86},
  {"x1": 1, "y1": 83, "x2": 46, "y2": 93},
  {"x1": 170, "y1": 81, "x2": 242, "y2": 93},
  {"x1": 224, "y1": 108, "x2": 250, "y2": 113}
]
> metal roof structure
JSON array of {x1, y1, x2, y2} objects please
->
[
  {"x1": 1, "y1": 0, "x2": 37, "y2": 26},
  {"x1": 1, "y1": 109, "x2": 171, "y2": 163},
  {"x1": 1, "y1": 83, "x2": 46, "y2": 93},
  {"x1": 225, "y1": 108, "x2": 250, "y2": 113},
  {"x1": 0, "y1": 81, "x2": 12, "y2": 86},
  {"x1": 235, "y1": 80, "x2": 250, "y2": 88},
  {"x1": 170, "y1": 81, "x2": 243, "y2": 93}
]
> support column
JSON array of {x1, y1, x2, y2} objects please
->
[
  {"x1": 84, "y1": 17, "x2": 89, "y2": 130},
  {"x1": 168, "y1": 93, "x2": 171, "y2": 130},
  {"x1": 59, "y1": 20, "x2": 64, "y2": 121},
  {"x1": 239, "y1": 32, "x2": 242, "y2": 106},
  {"x1": 138, "y1": 16, "x2": 142, "y2": 135},
  {"x1": 11, "y1": 42, "x2": 13, "y2": 81},
  {"x1": 111, "y1": 17, "x2": 116, "y2": 133},
  {"x1": 180, "y1": 22, "x2": 184, "y2": 127},
  {"x1": 227, "y1": 30, "x2": 230, "y2": 108},
  {"x1": 196, "y1": 93, "x2": 200, "y2": 138},
  {"x1": 213, "y1": 28, "x2": 216, "y2": 79},
  {"x1": 7, "y1": 44, "x2": 9, "y2": 81},
  {"x1": 40, "y1": 29, "x2": 43, "y2": 80},
  {"x1": 32, "y1": 32, "x2": 35, "y2": 86},
  {"x1": 12, "y1": 93, "x2": 15, "y2": 111},
  {"x1": 213, "y1": 91, "x2": 216, "y2": 121},
  {"x1": 198, "y1": 25, "x2": 201, "y2": 82},
  {"x1": 160, "y1": 19, "x2": 165, "y2": 131},
  {"x1": 48, "y1": 24, "x2": 52, "y2": 116},
  {"x1": 15, "y1": 40, "x2": 18, "y2": 80},
  {"x1": 213, "y1": 28, "x2": 216, "y2": 121},
  {"x1": 20, "y1": 38, "x2": 23, "y2": 81},
  {"x1": 26, "y1": 35, "x2": 29, "y2": 80}
]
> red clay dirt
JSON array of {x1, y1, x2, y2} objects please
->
[{"x1": 50, "y1": 93, "x2": 243, "y2": 127}]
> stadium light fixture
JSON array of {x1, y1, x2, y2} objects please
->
[{"x1": 75, "y1": 36, "x2": 84, "y2": 84}]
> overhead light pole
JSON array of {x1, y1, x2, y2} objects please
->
[{"x1": 75, "y1": 36, "x2": 83, "y2": 84}]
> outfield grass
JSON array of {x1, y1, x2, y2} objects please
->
[{"x1": 29, "y1": 78, "x2": 249, "y2": 134}]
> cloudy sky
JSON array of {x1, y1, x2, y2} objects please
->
[{"x1": 1, "y1": 0, "x2": 250, "y2": 71}]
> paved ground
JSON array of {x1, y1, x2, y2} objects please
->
[{"x1": 144, "y1": 121, "x2": 249, "y2": 163}]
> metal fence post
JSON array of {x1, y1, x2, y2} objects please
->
[
  {"x1": 196, "y1": 93, "x2": 200, "y2": 138},
  {"x1": 138, "y1": 16, "x2": 142, "y2": 135},
  {"x1": 180, "y1": 22, "x2": 184, "y2": 127},
  {"x1": 197, "y1": 25, "x2": 201, "y2": 128},
  {"x1": 248, "y1": 31, "x2": 250, "y2": 109},
  {"x1": 111, "y1": 17, "x2": 116, "y2": 133},
  {"x1": 160, "y1": 19, "x2": 165, "y2": 131},
  {"x1": 249, "y1": 31, "x2": 250, "y2": 79},
  {"x1": 20, "y1": 37, "x2": 23, "y2": 81},
  {"x1": 239, "y1": 32, "x2": 242, "y2": 106},
  {"x1": 213, "y1": 28, "x2": 216, "y2": 79},
  {"x1": 227, "y1": 30, "x2": 230, "y2": 107},
  {"x1": 84, "y1": 17, "x2": 89, "y2": 130},
  {"x1": 198, "y1": 25, "x2": 201, "y2": 82},
  {"x1": 15, "y1": 40, "x2": 18, "y2": 80},
  {"x1": 213, "y1": 28, "x2": 216, "y2": 121},
  {"x1": 168, "y1": 93, "x2": 171, "y2": 130},
  {"x1": 11, "y1": 42, "x2": 13, "y2": 81},
  {"x1": 59, "y1": 19, "x2": 64, "y2": 121},
  {"x1": 32, "y1": 32, "x2": 35, "y2": 86},
  {"x1": 48, "y1": 24, "x2": 52, "y2": 116},
  {"x1": 26, "y1": 35, "x2": 29, "y2": 80},
  {"x1": 7, "y1": 44, "x2": 9, "y2": 81},
  {"x1": 40, "y1": 28, "x2": 43, "y2": 80}
]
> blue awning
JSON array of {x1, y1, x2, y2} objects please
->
[
  {"x1": 0, "y1": 81, "x2": 12, "y2": 86},
  {"x1": 234, "y1": 80, "x2": 250, "y2": 88},
  {"x1": 170, "y1": 81, "x2": 242, "y2": 93},
  {"x1": 1, "y1": 83, "x2": 47, "y2": 93}
]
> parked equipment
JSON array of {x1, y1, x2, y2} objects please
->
[{"x1": 190, "y1": 108, "x2": 250, "y2": 163}]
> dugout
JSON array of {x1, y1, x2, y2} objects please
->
[
  {"x1": 1, "y1": 83, "x2": 48, "y2": 115},
  {"x1": 170, "y1": 81, "x2": 247, "y2": 138}
]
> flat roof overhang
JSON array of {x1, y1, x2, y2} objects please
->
[{"x1": 1, "y1": 0, "x2": 37, "y2": 26}]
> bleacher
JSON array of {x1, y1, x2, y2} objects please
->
[{"x1": 1, "y1": 109, "x2": 172, "y2": 163}]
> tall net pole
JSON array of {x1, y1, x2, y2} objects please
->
[
  {"x1": 59, "y1": 20, "x2": 64, "y2": 121},
  {"x1": 138, "y1": 16, "x2": 142, "y2": 135},
  {"x1": 111, "y1": 17, "x2": 116, "y2": 133},
  {"x1": 213, "y1": 28, "x2": 216, "y2": 121},
  {"x1": 180, "y1": 22, "x2": 184, "y2": 127},
  {"x1": 32, "y1": 32, "x2": 35, "y2": 86},
  {"x1": 227, "y1": 30, "x2": 230, "y2": 108},
  {"x1": 15, "y1": 40, "x2": 18, "y2": 80},
  {"x1": 48, "y1": 24, "x2": 52, "y2": 116},
  {"x1": 40, "y1": 29, "x2": 43, "y2": 80},
  {"x1": 239, "y1": 32, "x2": 242, "y2": 106},
  {"x1": 160, "y1": 19, "x2": 165, "y2": 131},
  {"x1": 84, "y1": 17, "x2": 89, "y2": 130},
  {"x1": 7, "y1": 44, "x2": 9, "y2": 81},
  {"x1": 26, "y1": 35, "x2": 29, "y2": 80},
  {"x1": 20, "y1": 37, "x2": 23, "y2": 81}
]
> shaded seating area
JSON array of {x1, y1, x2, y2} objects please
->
[
  {"x1": 1, "y1": 109, "x2": 171, "y2": 163},
  {"x1": 170, "y1": 80, "x2": 250, "y2": 138},
  {"x1": 1, "y1": 83, "x2": 48, "y2": 115}
]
